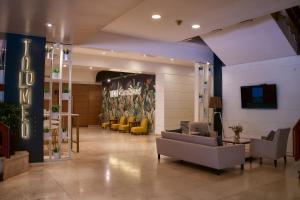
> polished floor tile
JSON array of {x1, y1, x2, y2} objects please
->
[{"x1": 0, "y1": 127, "x2": 299, "y2": 200}]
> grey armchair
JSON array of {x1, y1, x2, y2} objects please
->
[{"x1": 250, "y1": 128, "x2": 290, "y2": 167}]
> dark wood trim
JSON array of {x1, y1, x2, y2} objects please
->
[{"x1": 0, "y1": 84, "x2": 4, "y2": 91}]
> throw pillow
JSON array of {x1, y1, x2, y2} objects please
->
[{"x1": 262, "y1": 130, "x2": 275, "y2": 141}]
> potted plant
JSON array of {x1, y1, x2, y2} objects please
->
[
  {"x1": 61, "y1": 127, "x2": 67, "y2": 140},
  {"x1": 62, "y1": 87, "x2": 70, "y2": 100},
  {"x1": 44, "y1": 87, "x2": 50, "y2": 100},
  {"x1": 0, "y1": 103, "x2": 21, "y2": 156},
  {"x1": 52, "y1": 146, "x2": 60, "y2": 160},
  {"x1": 229, "y1": 125, "x2": 243, "y2": 141},
  {"x1": 45, "y1": 46, "x2": 53, "y2": 59},
  {"x1": 52, "y1": 68, "x2": 60, "y2": 79},
  {"x1": 51, "y1": 105, "x2": 59, "y2": 119},
  {"x1": 63, "y1": 48, "x2": 70, "y2": 61},
  {"x1": 43, "y1": 128, "x2": 51, "y2": 140}
]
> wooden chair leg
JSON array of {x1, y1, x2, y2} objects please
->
[
  {"x1": 274, "y1": 160, "x2": 277, "y2": 168},
  {"x1": 241, "y1": 164, "x2": 244, "y2": 171},
  {"x1": 158, "y1": 154, "x2": 160, "y2": 160},
  {"x1": 259, "y1": 157, "x2": 263, "y2": 165},
  {"x1": 284, "y1": 156, "x2": 287, "y2": 165}
]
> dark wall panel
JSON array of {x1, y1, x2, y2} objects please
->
[{"x1": 4, "y1": 33, "x2": 45, "y2": 162}]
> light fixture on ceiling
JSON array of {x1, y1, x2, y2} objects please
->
[
  {"x1": 152, "y1": 14, "x2": 161, "y2": 20},
  {"x1": 107, "y1": 79, "x2": 111, "y2": 83},
  {"x1": 89, "y1": 67, "x2": 93, "y2": 70},
  {"x1": 102, "y1": 52, "x2": 107, "y2": 55},
  {"x1": 206, "y1": 61, "x2": 210, "y2": 65},
  {"x1": 192, "y1": 24, "x2": 200, "y2": 29},
  {"x1": 46, "y1": 23, "x2": 53, "y2": 28},
  {"x1": 170, "y1": 58, "x2": 174, "y2": 62}
]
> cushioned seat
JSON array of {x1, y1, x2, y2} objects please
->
[
  {"x1": 119, "y1": 116, "x2": 135, "y2": 132},
  {"x1": 131, "y1": 118, "x2": 148, "y2": 135},
  {"x1": 111, "y1": 116, "x2": 126, "y2": 131},
  {"x1": 101, "y1": 117, "x2": 115, "y2": 129}
]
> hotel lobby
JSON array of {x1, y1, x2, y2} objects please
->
[{"x1": 0, "y1": 1, "x2": 300, "y2": 199}]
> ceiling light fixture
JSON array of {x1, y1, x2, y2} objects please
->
[
  {"x1": 46, "y1": 23, "x2": 53, "y2": 28},
  {"x1": 107, "y1": 79, "x2": 111, "y2": 83},
  {"x1": 89, "y1": 67, "x2": 93, "y2": 70},
  {"x1": 152, "y1": 14, "x2": 161, "y2": 20},
  {"x1": 192, "y1": 24, "x2": 200, "y2": 29},
  {"x1": 170, "y1": 58, "x2": 174, "y2": 62},
  {"x1": 206, "y1": 61, "x2": 210, "y2": 65}
]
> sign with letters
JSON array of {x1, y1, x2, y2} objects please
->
[{"x1": 18, "y1": 39, "x2": 34, "y2": 139}]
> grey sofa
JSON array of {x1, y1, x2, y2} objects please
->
[
  {"x1": 250, "y1": 128, "x2": 290, "y2": 167},
  {"x1": 156, "y1": 132, "x2": 245, "y2": 174}
]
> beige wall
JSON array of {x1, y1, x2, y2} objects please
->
[{"x1": 72, "y1": 51, "x2": 195, "y2": 133}]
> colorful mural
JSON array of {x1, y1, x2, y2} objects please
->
[{"x1": 102, "y1": 74, "x2": 155, "y2": 132}]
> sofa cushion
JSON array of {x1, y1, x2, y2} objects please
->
[
  {"x1": 262, "y1": 130, "x2": 275, "y2": 141},
  {"x1": 161, "y1": 131, "x2": 218, "y2": 147}
]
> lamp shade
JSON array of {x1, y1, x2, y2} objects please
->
[{"x1": 209, "y1": 96, "x2": 222, "y2": 109}]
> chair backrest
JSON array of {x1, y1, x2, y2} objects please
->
[
  {"x1": 189, "y1": 122, "x2": 209, "y2": 135},
  {"x1": 128, "y1": 116, "x2": 135, "y2": 124},
  {"x1": 141, "y1": 118, "x2": 148, "y2": 129},
  {"x1": 273, "y1": 128, "x2": 290, "y2": 157},
  {"x1": 120, "y1": 116, "x2": 127, "y2": 125}
]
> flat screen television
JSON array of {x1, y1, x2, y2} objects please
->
[{"x1": 241, "y1": 84, "x2": 277, "y2": 109}]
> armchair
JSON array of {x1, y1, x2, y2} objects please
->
[
  {"x1": 250, "y1": 128, "x2": 290, "y2": 167},
  {"x1": 111, "y1": 116, "x2": 126, "y2": 131},
  {"x1": 119, "y1": 116, "x2": 136, "y2": 132},
  {"x1": 131, "y1": 118, "x2": 148, "y2": 135},
  {"x1": 101, "y1": 116, "x2": 115, "y2": 129}
]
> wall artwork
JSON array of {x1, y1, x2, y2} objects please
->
[{"x1": 102, "y1": 74, "x2": 155, "y2": 132}]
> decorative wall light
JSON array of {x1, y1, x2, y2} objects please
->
[{"x1": 18, "y1": 39, "x2": 34, "y2": 139}]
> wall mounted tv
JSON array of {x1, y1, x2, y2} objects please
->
[{"x1": 241, "y1": 84, "x2": 277, "y2": 109}]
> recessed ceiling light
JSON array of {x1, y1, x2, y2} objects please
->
[
  {"x1": 206, "y1": 61, "x2": 210, "y2": 65},
  {"x1": 152, "y1": 14, "x2": 161, "y2": 20},
  {"x1": 46, "y1": 23, "x2": 53, "y2": 28},
  {"x1": 170, "y1": 58, "x2": 174, "y2": 62},
  {"x1": 107, "y1": 79, "x2": 111, "y2": 83},
  {"x1": 192, "y1": 24, "x2": 200, "y2": 29},
  {"x1": 89, "y1": 67, "x2": 93, "y2": 70}
]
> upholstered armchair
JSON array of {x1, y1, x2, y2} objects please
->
[
  {"x1": 119, "y1": 116, "x2": 136, "y2": 132},
  {"x1": 111, "y1": 116, "x2": 127, "y2": 131},
  {"x1": 250, "y1": 128, "x2": 290, "y2": 167},
  {"x1": 131, "y1": 118, "x2": 148, "y2": 135},
  {"x1": 101, "y1": 116, "x2": 115, "y2": 129}
]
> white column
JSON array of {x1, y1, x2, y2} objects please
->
[
  {"x1": 194, "y1": 63, "x2": 201, "y2": 121},
  {"x1": 155, "y1": 73, "x2": 165, "y2": 134}
]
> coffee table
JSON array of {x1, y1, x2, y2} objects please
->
[
  {"x1": 222, "y1": 137, "x2": 250, "y2": 145},
  {"x1": 222, "y1": 137, "x2": 251, "y2": 158}
]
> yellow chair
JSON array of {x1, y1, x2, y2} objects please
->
[
  {"x1": 101, "y1": 117, "x2": 115, "y2": 129},
  {"x1": 119, "y1": 116, "x2": 136, "y2": 132},
  {"x1": 111, "y1": 116, "x2": 126, "y2": 131},
  {"x1": 131, "y1": 118, "x2": 149, "y2": 135}
]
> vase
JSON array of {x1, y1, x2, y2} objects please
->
[
  {"x1": 62, "y1": 93, "x2": 70, "y2": 100},
  {"x1": 52, "y1": 72, "x2": 60, "y2": 79},
  {"x1": 53, "y1": 152, "x2": 60, "y2": 160},
  {"x1": 64, "y1": 54, "x2": 69, "y2": 61},
  {"x1": 234, "y1": 131, "x2": 240, "y2": 141}
]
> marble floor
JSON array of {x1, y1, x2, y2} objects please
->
[{"x1": 0, "y1": 127, "x2": 300, "y2": 200}]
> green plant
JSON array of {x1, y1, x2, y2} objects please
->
[
  {"x1": 45, "y1": 46, "x2": 53, "y2": 53},
  {"x1": 62, "y1": 127, "x2": 67, "y2": 132},
  {"x1": 53, "y1": 68, "x2": 60, "y2": 73},
  {"x1": 0, "y1": 103, "x2": 21, "y2": 132},
  {"x1": 44, "y1": 87, "x2": 49, "y2": 93},
  {"x1": 63, "y1": 87, "x2": 69, "y2": 93},
  {"x1": 44, "y1": 128, "x2": 49, "y2": 133},
  {"x1": 52, "y1": 105, "x2": 59, "y2": 112},
  {"x1": 63, "y1": 49, "x2": 70, "y2": 54},
  {"x1": 229, "y1": 125, "x2": 243, "y2": 134},
  {"x1": 53, "y1": 146, "x2": 60, "y2": 153}
]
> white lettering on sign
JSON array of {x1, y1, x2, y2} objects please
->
[
  {"x1": 18, "y1": 39, "x2": 34, "y2": 139},
  {"x1": 109, "y1": 88, "x2": 141, "y2": 98}
]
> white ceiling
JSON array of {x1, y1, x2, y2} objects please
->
[
  {"x1": 103, "y1": 0, "x2": 300, "y2": 42},
  {"x1": 0, "y1": 0, "x2": 143, "y2": 44},
  {"x1": 202, "y1": 15, "x2": 297, "y2": 65}
]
